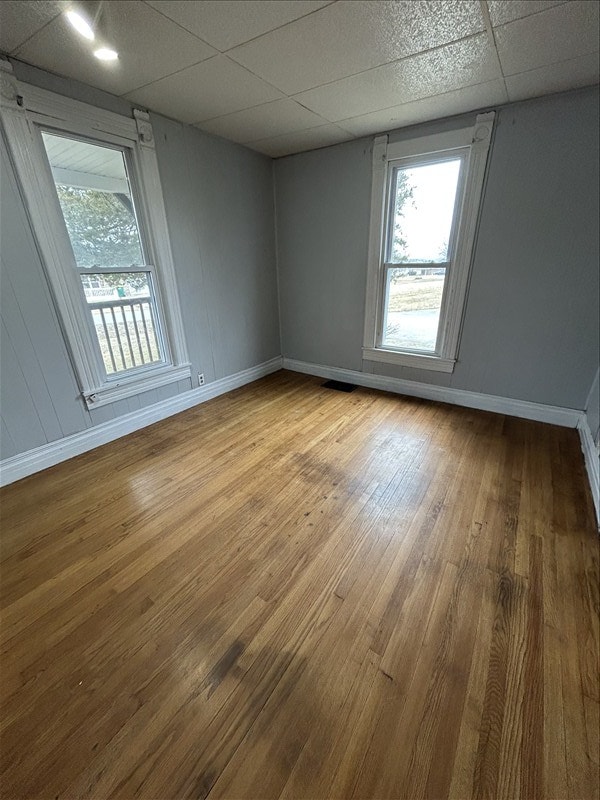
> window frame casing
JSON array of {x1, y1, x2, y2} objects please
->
[
  {"x1": 363, "y1": 113, "x2": 495, "y2": 373},
  {"x1": 0, "y1": 62, "x2": 191, "y2": 408}
]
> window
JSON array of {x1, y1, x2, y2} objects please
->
[
  {"x1": 0, "y1": 63, "x2": 190, "y2": 408},
  {"x1": 363, "y1": 113, "x2": 495, "y2": 372}
]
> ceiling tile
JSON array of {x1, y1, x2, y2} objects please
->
[
  {"x1": 197, "y1": 99, "x2": 326, "y2": 143},
  {"x1": 14, "y1": 1, "x2": 216, "y2": 95},
  {"x1": 339, "y1": 79, "x2": 507, "y2": 137},
  {"x1": 494, "y1": 1, "x2": 600, "y2": 76},
  {"x1": 0, "y1": 0, "x2": 64, "y2": 53},
  {"x1": 145, "y1": 0, "x2": 331, "y2": 51},
  {"x1": 125, "y1": 55, "x2": 285, "y2": 123},
  {"x1": 228, "y1": 0, "x2": 485, "y2": 95},
  {"x1": 4, "y1": 0, "x2": 598, "y2": 157},
  {"x1": 505, "y1": 52, "x2": 599, "y2": 101},
  {"x1": 487, "y1": 0, "x2": 565, "y2": 27},
  {"x1": 248, "y1": 124, "x2": 353, "y2": 158},
  {"x1": 294, "y1": 34, "x2": 500, "y2": 122}
]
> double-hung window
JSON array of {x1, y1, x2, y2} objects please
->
[
  {"x1": 0, "y1": 62, "x2": 190, "y2": 408},
  {"x1": 363, "y1": 113, "x2": 495, "y2": 372}
]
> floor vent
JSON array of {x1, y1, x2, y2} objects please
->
[{"x1": 322, "y1": 380, "x2": 357, "y2": 393}]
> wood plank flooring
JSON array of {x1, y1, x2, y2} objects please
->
[{"x1": 0, "y1": 370, "x2": 598, "y2": 800}]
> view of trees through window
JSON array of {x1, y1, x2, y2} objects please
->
[{"x1": 55, "y1": 185, "x2": 146, "y2": 287}]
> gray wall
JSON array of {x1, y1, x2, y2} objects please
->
[
  {"x1": 275, "y1": 87, "x2": 600, "y2": 411},
  {"x1": 154, "y1": 115, "x2": 279, "y2": 382},
  {"x1": 0, "y1": 61, "x2": 279, "y2": 460}
]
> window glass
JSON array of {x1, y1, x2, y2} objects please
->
[
  {"x1": 383, "y1": 157, "x2": 462, "y2": 353},
  {"x1": 382, "y1": 267, "x2": 445, "y2": 352},
  {"x1": 389, "y1": 158, "x2": 461, "y2": 264},
  {"x1": 41, "y1": 132, "x2": 144, "y2": 269}
]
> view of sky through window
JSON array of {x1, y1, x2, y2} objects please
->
[{"x1": 390, "y1": 158, "x2": 461, "y2": 264}]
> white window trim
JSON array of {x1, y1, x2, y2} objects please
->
[
  {"x1": 362, "y1": 112, "x2": 495, "y2": 373},
  {"x1": 0, "y1": 61, "x2": 191, "y2": 409}
]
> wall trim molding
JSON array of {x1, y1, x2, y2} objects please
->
[
  {"x1": 0, "y1": 357, "x2": 282, "y2": 487},
  {"x1": 282, "y1": 358, "x2": 582, "y2": 427},
  {"x1": 578, "y1": 416, "x2": 600, "y2": 528}
]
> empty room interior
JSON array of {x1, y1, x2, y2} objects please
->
[{"x1": 0, "y1": 1, "x2": 599, "y2": 798}]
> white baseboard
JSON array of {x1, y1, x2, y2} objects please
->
[
  {"x1": 283, "y1": 358, "x2": 582, "y2": 428},
  {"x1": 578, "y1": 417, "x2": 600, "y2": 528},
  {"x1": 0, "y1": 357, "x2": 282, "y2": 487}
]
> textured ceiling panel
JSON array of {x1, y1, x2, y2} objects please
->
[
  {"x1": 487, "y1": 0, "x2": 565, "y2": 27},
  {"x1": 228, "y1": 0, "x2": 485, "y2": 95},
  {"x1": 494, "y1": 1, "x2": 600, "y2": 76},
  {"x1": 125, "y1": 55, "x2": 284, "y2": 123},
  {"x1": 294, "y1": 34, "x2": 500, "y2": 122},
  {"x1": 250, "y1": 123, "x2": 353, "y2": 157},
  {"x1": 197, "y1": 99, "x2": 326, "y2": 144},
  {"x1": 146, "y1": 0, "x2": 331, "y2": 51},
  {"x1": 338, "y1": 79, "x2": 507, "y2": 137},
  {"x1": 14, "y1": 1, "x2": 216, "y2": 95},
  {"x1": 0, "y1": 0, "x2": 64, "y2": 53},
  {"x1": 505, "y1": 52, "x2": 600, "y2": 101},
  {"x1": 1, "y1": 0, "x2": 598, "y2": 158}
]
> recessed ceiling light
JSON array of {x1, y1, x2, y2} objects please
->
[
  {"x1": 65, "y1": 10, "x2": 95, "y2": 40},
  {"x1": 94, "y1": 48, "x2": 119, "y2": 61}
]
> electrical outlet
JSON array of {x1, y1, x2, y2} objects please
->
[{"x1": 198, "y1": 372, "x2": 205, "y2": 386}]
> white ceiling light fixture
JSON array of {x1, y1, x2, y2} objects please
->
[
  {"x1": 94, "y1": 48, "x2": 119, "y2": 61},
  {"x1": 65, "y1": 10, "x2": 95, "y2": 41}
]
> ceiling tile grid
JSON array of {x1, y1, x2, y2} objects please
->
[
  {"x1": 0, "y1": 0, "x2": 598, "y2": 157},
  {"x1": 486, "y1": 0, "x2": 566, "y2": 27},
  {"x1": 292, "y1": 33, "x2": 502, "y2": 121},
  {"x1": 338, "y1": 78, "x2": 508, "y2": 137},
  {"x1": 493, "y1": 0, "x2": 599, "y2": 76},
  {"x1": 226, "y1": 0, "x2": 487, "y2": 96},
  {"x1": 197, "y1": 98, "x2": 328, "y2": 144},
  {"x1": 10, "y1": 1, "x2": 218, "y2": 96},
  {"x1": 0, "y1": 0, "x2": 65, "y2": 53},
  {"x1": 504, "y1": 51, "x2": 600, "y2": 102},
  {"x1": 124, "y1": 55, "x2": 285, "y2": 123},
  {"x1": 250, "y1": 123, "x2": 353, "y2": 158},
  {"x1": 145, "y1": 0, "x2": 333, "y2": 51}
]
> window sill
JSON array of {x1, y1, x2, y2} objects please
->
[
  {"x1": 362, "y1": 347, "x2": 455, "y2": 373},
  {"x1": 84, "y1": 363, "x2": 192, "y2": 409}
]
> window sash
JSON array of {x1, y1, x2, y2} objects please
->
[
  {"x1": 38, "y1": 127, "x2": 172, "y2": 381},
  {"x1": 377, "y1": 151, "x2": 467, "y2": 356},
  {"x1": 40, "y1": 131, "x2": 173, "y2": 382},
  {"x1": 363, "y1": 115, "x2": 495, "y2": 372},
  {"x1": 384, "y1": 152, "x2": 467, "y2": 267}
]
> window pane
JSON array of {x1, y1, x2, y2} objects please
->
[
  {"x1": 41, "y1": 132, "x2": 144, "y2": 269},
  {"x1": 81, "y1": 272, "x2": 162, "y2": 374},
  {"x1": 389, "y1": 159, "x2": 461, "y2": 263},
  {"x1": 382, "y1": 268, "x2": 446, "y2": 352}
]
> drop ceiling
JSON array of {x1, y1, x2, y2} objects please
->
[{"x1": 0, "y1": 0, "x2": 598, "y2": 157}]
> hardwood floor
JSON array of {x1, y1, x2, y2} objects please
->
[{"x1": 1, "y1": 370, "x2": 598, "y2": 800}]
